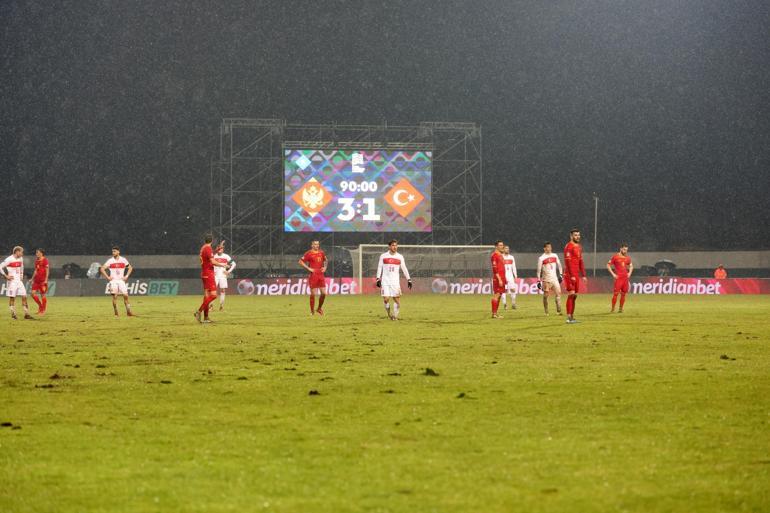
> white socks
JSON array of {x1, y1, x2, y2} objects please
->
[{"x1": 220, "y1": 293, "x2": 226, "y2": 306}]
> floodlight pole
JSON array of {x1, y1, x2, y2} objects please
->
[{"x1": 593, "y1": 193, "x2": 599, "y2": 277}]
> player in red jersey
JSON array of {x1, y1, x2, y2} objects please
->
[
  {"x1": 490, "y1": 240, "x2": 507, "y2": 318},
  {"x1": 299, "y1": 240, "x2": 328, "y2": 315},
  {"x1": 607, "y1": 243, "x2": 633, "y2": 313},
  {"x1": 30, "y1": 248, "x2": 50, "y2": 315},
  {"x1": 563, "y1": 229, "x2": 587, "y2": 323},
  {"x1": 195, "y1": 235, "x2": 227, "y2": 323}
]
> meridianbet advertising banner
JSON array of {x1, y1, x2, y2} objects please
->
[
  {"x1": 360, "y1": 277, "x2": 770, "y2": 295},
  {"x1": 235, "y1": 278, "x2": 358, "y2": 296},
  {"x1": 5, "y1": 277, "x2": 768, "y2": 297}
]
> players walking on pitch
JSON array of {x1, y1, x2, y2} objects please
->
[
  {"x1": 196, "y1": 235, "x2": 228, "y2": 323},
  {"x1": 500, "y1": 245, "x2": 518, "y2": 310},
  {"x1": 213, "y1": 242, "x2": 236, "y2": 311},
  {"x1": 376, "y1": 239, "x2": 412, "y2": 320},
  {"x1": 1, "y1": 246, "x2": 33, "y2": 320},
  {"x1": 563, "y1": 229, "x2": 587, "y2": 323},
  {"x1": 537, "y1": 242, "x2": 563, "y2": 315},
  {"x1": 299, "y1": 240, "x2": 327, "y2": 316},
  {"x1": 608, "y1": 243, "x2": 633, "y2": 313},
  {"x1": 30, "y1": 248, "x2": 50, "y2": 315},
  {"x1": 99, "y1": 246, "x2": 134, "y2": 317},
  {"x1": 490, "y1": 240, "x2": 506, "y2": 318}
]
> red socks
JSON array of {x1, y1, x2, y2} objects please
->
[
  {"x1": 205, "y1": 296, "x2": 216, "y2": 316},
  {"x1": 31, "y1": 295, "x2": 42, "y2": 308},
  {"x1": 566, "y1": 295, "x2": 577, "y2": 316},
  {"x1": 199, "y1": 295, "x2": 217, "y2": 317},
  {"x1": 491, "y1": 297, "x2": 500, "y2": 314},
  {"x1": 310, "y1": 294, "x2": 326, "y2": 312},
  {"x1": 42, "y1": 297, "x2": 47, "y2": 310},
  {"x1": 611, "y1": 293, "x2": 618, "y2": 309},
  {"x1": 619, "y1": 293, "x2": 626, "y2": 309}
]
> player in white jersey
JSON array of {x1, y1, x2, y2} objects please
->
[
  {"x1": 213, "y1": 242, "x2": 236, "y2": 311},
  {"x1": 375, "y1": 239, "x2": 412, "y2": 320},
  {"x1": 1, "y1": 246, "x2": 33, "y2": 319},
  {"x1": 99, "y1": 246, "x2": 134, "y2": 317},
  {"x1": 500, "y1": 245, "x2": 518, "y2": 310},
  {"x1": 537, "y1": 242, "x2": 563, "y2": 315}
]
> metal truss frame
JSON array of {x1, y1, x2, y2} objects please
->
[{"x1": 211, "y1": 119, "x2": 482, "y2": 270}]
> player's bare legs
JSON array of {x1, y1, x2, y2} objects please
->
[
  {"x1": 391, "y1": 296, "x2": 401, "y2": 320},
  {"x1": 542, "y1": 288, "x2": 549, "y2": 315},
  {"x1": 122, "y1": 294, "x2": 133, "y2": 316},
  {"x1": 555, "y1": 292, "x2": 562, "y2": 315},
  {"x1": 218, "y1": 286, "x2": 226, "y2": 311},
  {"x1": 111, "y1": 294, "x2": 120, "y2": 317},
  {"x1": 22, "y1": 296, "x2": 31, "y2": 318},
  {"x1": 9, "y1": 296, "x2": 31, "y2": 319}
]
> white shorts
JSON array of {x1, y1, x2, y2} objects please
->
[
  {"x1": 215, "y1": 276, "x2": 228, "y2": 289},
  {"x1": 5, "y1": 281, "x2": 26, "y2": 298},
  {"x1": 107, "y1": 280, "x2": 128, "y2": 296},
  {"x1": 543, "y1": 279, "x2": 561, "y2": 295},
  {"x1": 381, "y1": 283, "x2": 402, "y2": 298}
]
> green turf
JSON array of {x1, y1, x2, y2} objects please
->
[{"x1": 1, "y1": 294, "x2": 769, "y2": 513}]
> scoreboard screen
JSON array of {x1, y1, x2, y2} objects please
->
[{"x1": 284, "y1": 149, "x2": 432, "y2": 232}]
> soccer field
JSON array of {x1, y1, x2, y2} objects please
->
[{"x1": 1, "y1": 294, "x2": 768, "y2": 513}]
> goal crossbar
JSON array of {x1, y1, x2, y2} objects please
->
[{"x1": 356, "y1": 244, "x2": 493, "y2": 292}]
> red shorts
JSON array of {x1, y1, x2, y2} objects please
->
[
  {"x1": 308, "y1": 272, "x2": 326, "y2": 289},
  {"x1": 32, "y1": 282, "x2": 48, "y2": 293},
  {"x1": 614, "y1": 276, "x2": 630, "y2": 293},
  {"x1": 493, "y1": 277, "x2": 507, "y2": 294},
  {"x1": 201, "y1": 274, "x2": 217, "y2": 292},
  {"x1": 564, "y1": 274, "x2": 581, "y2": 293}
]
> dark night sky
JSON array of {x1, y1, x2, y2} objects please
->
[{"x1": 1, "y1": 0, "x2": 768, "y2": 254}]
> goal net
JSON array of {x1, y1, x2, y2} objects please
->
[{"x1": 354, "y1": 244, "x2": 492, "y2": 291}]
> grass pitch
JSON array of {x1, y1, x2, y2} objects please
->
[{"x1": 1, "y1": 294, "x2": 769, "y2": 513}]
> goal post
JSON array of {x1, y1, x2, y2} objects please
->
[{"x1": 355, "y1": 244, "x2": 493, "y2": 293}]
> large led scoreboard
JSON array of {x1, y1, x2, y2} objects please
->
[{"x1": 284, "y1": 149, "x2": 432, "y2": 232}]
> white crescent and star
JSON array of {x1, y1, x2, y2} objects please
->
[{"x1": 393, "y1": 189, "x2": 415, "y2": 206}]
